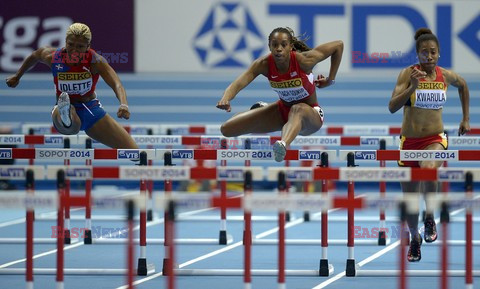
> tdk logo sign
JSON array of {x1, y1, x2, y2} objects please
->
[
  {"x1": 299, "y1": 151, "x2": 321, "y2": 160},
  {"x1": 118, "y1": 150, "x2": 140, "y2": 159},
  {"x1": 0, "y1": 168, "x2": 25, "y2": 177},
  {"x1": 193, "y1": 2, "x2": 264, "y2": 67},
  {"x1": 354, "y1": 151, "x2": 377, "y2": 160},
  {"x1": 0, "y1": 149, "x2": 12, "y2": 159},
  {"x1": 172, "y1": 150, "x2": 193, "y2": 159}
]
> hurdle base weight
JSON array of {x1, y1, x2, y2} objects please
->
[
  {"x1": 319, "y1": 259, "x2": 329, "y2": 276},
  {"x1": 378, "y1": 231, "x2": 386, "y2": 246},
  {"x1": 219, "y1": 230, "x2": 228, "y2": 245},
  {"x1": 137, "y1": 258, "x2": 155, "y2": 276},
  {"x1": 84, "y1": 230, "x2": 92, "y2": 245},
  {"x1": 303, "y1": 211, "x2": 310, "y2": 222},
  {"x1": 64, "y1": 229, "x2": 71, "y2": 245},
  {"x1": 346, "y1": 259, "x2": 356, "y2": 277}
]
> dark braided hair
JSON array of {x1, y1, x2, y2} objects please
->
[
  {"x1": 268, "y1": 27, "x2": 311, "y2": 52},
  {"x1": 414, "y1": 28, "x2": 440, "y2": 53}
]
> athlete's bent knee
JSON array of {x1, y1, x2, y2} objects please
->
[{"x1": 220, "y1": 122, "x2": 236, "y2": 137}]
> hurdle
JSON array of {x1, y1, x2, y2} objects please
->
[
  {"x1": 19, "y1": 123, "x2": 480, "y2": 137},
  {"x1": 154, "y1": 177, "x2": 479, "y2": 288}
]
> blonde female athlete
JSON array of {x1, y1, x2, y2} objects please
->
[
  {"x1": 6, "y1": 23, "x2": 138, "y2": 149},
  {"x1": 216, "y1": 27, "x2": 343, "y2": 162},
  {"x1": 389, "y1": 28, "x2": 470, "y2": 262}
]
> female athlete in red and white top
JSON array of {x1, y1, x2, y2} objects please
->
[
  {"x1": 216, "y1": 27, "x2": 343, "y2": 162},
  {"x1": 6, "y1": 23, "x2": 137, "y2": 149}
]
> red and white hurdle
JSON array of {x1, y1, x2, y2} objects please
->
[{"x1": 19, "y1": 123, "x2": 480, "y2": 136}]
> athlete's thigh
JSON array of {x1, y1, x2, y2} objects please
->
[
  {"x1": 86, "y1": 114, "x2": 138, "y2": 149},
  {"x1": 420, "y1": 142, "x2": 445, "y2": 168},
  {"x1": 297, "y1": 105, "x2": 323, "y2": 135},
  {"x1": 223, "y1": 102, "x2": 284, "y2": 135}
]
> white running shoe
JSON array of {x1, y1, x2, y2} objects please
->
[
  {"x1": 250, "y1": 101, "x2": 268, "y2": 110},
  {"x1": 57, "y1": 92, "x2": 71, "y2": 127},
  {"x1": 273, "y1": 140, "x2": 287, "y2": 162}
]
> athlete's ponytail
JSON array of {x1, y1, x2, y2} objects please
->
[{"x1": 268, "y1": 27, "x2": 311, "y2": 52}]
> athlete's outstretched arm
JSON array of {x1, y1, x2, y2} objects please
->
[
  {"x1": 216, "y1": 57, "x2": 267, "y2": 112},
  {"x1": 300, "y1": 40, "x2": 343, "y2": 82},
  {"x1": 92, "y1": 53, "x2": 130, "y2": 119},
  {"x1": 6, "y1": 47, "x2": 55, "y2": 87}
]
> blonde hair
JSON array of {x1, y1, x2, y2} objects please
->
[{"x1": 66, "y1": 23, "x2": 92, "y2": 43}]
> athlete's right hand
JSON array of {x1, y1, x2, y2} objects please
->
[
  {"x1": 216, "y1": 99, "x2": 231, "y2": 112},
  {"x1": 409, "y1": 67, "x2": 426, "y2": 87},
  {"x1": 6, "y1": 75, "x2": 20, "y2": 88}
]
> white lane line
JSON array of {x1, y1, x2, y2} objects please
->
[
  {"x1": 311, "y1": 201, "x2": 474, "y2": 289},
  {"x1": 0, "y1": 204, "x2": 213, "y2": 269},
  {"x1": 115, "y1": 203, "x2": 347, "y2": 289},
  {"x1": 0, "y1": 218, "x2": 26, "y2": 229},
  {"x1": 0, "y1": 241, "x2": 84, "y2": 269}
]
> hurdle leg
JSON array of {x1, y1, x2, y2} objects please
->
[
  {"x1": 26, "y1": 170, "x2": 35, "y2": 289},
  {"x1": 138, "y1": 178, "x2": 148, "y2": 276},
  {"x1": 165, "y1": 201, "x2": 176, "y2": 289},
  {"x1": 138, "y1": 151, "x2": 150, "y2": 276},
  {"x1": 345, "y1": 153, "x2": 356, "y2": 276},
  {"x1": 163, "y1": 151, "x2": 174, "y2": 275},
  {"x1": 301, "y1": 156, "x2": 313, "y2": 222},
  {"x1": 319, "y1": 152, "x2": 329, "y2": 276},
  {"x1": 440, "y1": 202, "x2": 449, "y2": 289},
  {"x1": 465, "y1": 172, "x2": 473, "y2": 289},
  {"x1": 399, "y1": 203, "x2": 408, "y2": 289},
  {"x1": 126, "y1": 200, "x2": 135, "y2": 289},
  {"x1": 84, "y1": 178, "x2": 92, "y2": 244},
  {"x1": 219, "y1": 158, "x2": 228, "y2": 245},
  {"x1": 378, "y1": 174, "x2": 387, "y2": 245},
  {"x1": 243, "y1": 171, "x2": 253, "y2": 289},
  {"x1": 277, "y1": 172, "x2": 287, "y2": 289},
  {"x1": 147, "y1": 151, "x2": 154, "y2": 221},
  {"x1": 284, "y1": 160, "x2": 291, "y2": 222},
  {"x1": 63, "y1": 140, "x2": 71, "y2": 245},
  {"x1": 147, "y1": 130, "x2": 154, "y2": 221},
  {"x1": 56, "y1": 170, "x2": 66, "y2": 289},
  {"x1": 84, "y1": 138, "x2": 93, "y2": 244}
]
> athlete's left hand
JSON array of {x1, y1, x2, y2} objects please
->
[
  {"x1": 117, "y1": 104, "x2": 130, "y2": 120},
  {"x1": 458, "y1": 120, "x2": 470, "y2": 136},
  {"x1": 314, "y1": 74, "x2": 331, "y2": 89}
]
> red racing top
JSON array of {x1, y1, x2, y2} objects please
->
[
  {"x1": 267, "y1": 51, "x2": 315, "y2": 103},
  {"x1": 51, "y1": 48, "x2": 100, "y2": 99}
]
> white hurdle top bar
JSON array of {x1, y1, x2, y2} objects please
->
[
  {"x1": 1, "y1": 165, "x2": 480, "y2": 182},
  {"x1": 20, "y1": 123, "x2": 480, "y2": 136},
  {"x1": 3, "y1": 134, "x2": 480, "y2": 148}
]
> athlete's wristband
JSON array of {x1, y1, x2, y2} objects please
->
[
  {"x1": 327, "y1": 77, "x2": 335, "y2": 85},
  {"x1": 119, "y1": 104, "x2": 129, "y2": 109}
]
